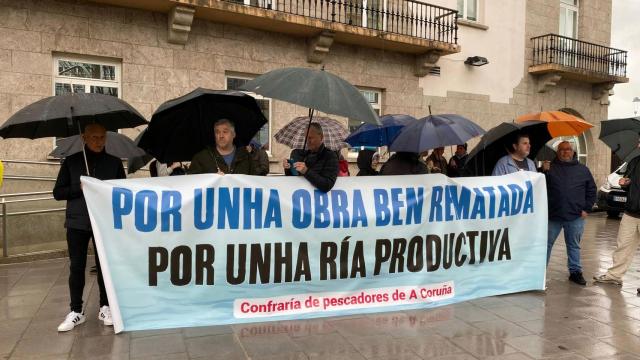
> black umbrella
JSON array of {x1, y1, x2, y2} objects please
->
[
  {"x1": 534, "y1": 143, "x2": 557, "y2": 162},
  {"x1": 0, "y1": 93, "x2": 147, "y2": 173},
  {"x1": 462, "y1": 121, "x2": 551, "y2": 176},
  {"x1": 599, "y1": 117, "x2": 640, "y2": 161},
  {"x1": 0, "y1": 93, "x2": 147, "y2": 139},
  {"x1": 50, "y1": 131, "x2": 146, "y2": 159},
  {"x1": 138, "y1": 88, "x2": 268, "y2": 163}
]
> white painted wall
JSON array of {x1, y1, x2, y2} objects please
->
[{"x1": 418, "y1": 0, "x2": 527, "y2": 103}]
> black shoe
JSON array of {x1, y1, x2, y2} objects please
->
[
  {"x1": 90, "y1": 266, "x2": 97, "y2": 274},
  {"x1": 569, "y1": 272, "x2": 587, "y2": 285}
]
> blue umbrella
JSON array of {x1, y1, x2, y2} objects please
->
[
  {"x1": 389, "y1": 114, "x2": 485, "y2": 153},
  {"x1": 345, "y1": 114, "x2": 416, "y2": 147}
]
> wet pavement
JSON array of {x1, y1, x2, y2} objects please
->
[{"x1": 2, "y1": 212, "x2": 640, "y2": 359}]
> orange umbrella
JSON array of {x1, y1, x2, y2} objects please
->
[{"x1": 515, "y1": 111, "x2": 593, "y2": 137}]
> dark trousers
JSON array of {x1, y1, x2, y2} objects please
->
[{"x1": 67, "y1": 228, "x2": 108, "y2": 313}]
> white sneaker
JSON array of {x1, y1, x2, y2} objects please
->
[
  {"x1": 98, "y1": 305, "x2": 113, "y2": 326},
  {"x1": 57, "y1": 311, "x2": 86, "y2": 332}
]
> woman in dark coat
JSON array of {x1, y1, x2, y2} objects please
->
[
  {"x1": 356, "y1": 149, "x2": 379, "y2": 176},
  {"x1": 380, "y1": 152, "x2": 428, "y2": 175}
]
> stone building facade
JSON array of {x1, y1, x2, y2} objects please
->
[{"x1": 0, "y1": 0, "x2": 627, "y2": 257}]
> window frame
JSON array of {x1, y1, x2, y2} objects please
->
[
  {"x1": 224, "y1": 73, "x2": 273, "y2": 156},
  {"x1": 457, "y1": 0, "x2": 479, "y2": 22},
  {"x1": 51, "y1": 54, "x2": 122, "y2": 153}
]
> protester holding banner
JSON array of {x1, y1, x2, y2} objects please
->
[
  {"x1": 189, "y1": 118, "x2": 256, "y2": 175},
  {"x1": 544, "y1": 141, "x2": 596, "y2": 286},
  {"x1": 492, "y1": 134, "x2": 537, "y2": 175},
  {"x1": 53, "y1": 123, "x2": 125, "y2": 332},
  {"x1": 594, "y1": 147, "x2": 640, "y2": 286},
  {"x1": 380, "y1": 152, "x2": 428, "y2": 175},
  {"x1": 282, "y1": 123, "x2": 338, "y2": 192}
]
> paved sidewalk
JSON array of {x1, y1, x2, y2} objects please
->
[{"x1": 2, "y1": 212, "x2": 640, "y2": 359}]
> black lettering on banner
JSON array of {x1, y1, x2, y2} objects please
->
[
  {"x1": 227, "y1": 244, "x2": 247, "y2": 285},
  {"x1": 373, "y1": 239, "x2": 391, "y2": 275},
  {"x1": 249, "y1": 243, "x2": 271, "y2": 284},
  {"x1": 170, "y1": 245, "x2": 192, "y2": 286},
  {"x1": 274, "y1": 242, "x2": 292, "y2": 283},
  {"x1": 407, "y1": 236, "x2": 423, "y2": 272},
  {"x1": 320, "y1": 242, "x2": 337, "y2": 280},
  {"x1": 149, "y1": 247, "x2": 168, "y2": 286},
  {"x1": 390, "y1": 238, "x2": 407, "y2": 273},
  {"x1": 195, "y1": 244, "x2": 215, "y2": 285},
  {"x1": 426, "y1": 235, "x2": 441, "y2": 272},
  {"x1": 350, "y1": 240, "x2": 366, "y2": 278},
  {"x1": 294, "y1": 243, "x2": 311, "y2": 281}
]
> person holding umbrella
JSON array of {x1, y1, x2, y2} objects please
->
[
  {"x1": 54, "y1": 123, "x2": 126, "y2": 332},
  {"x1": 448, "y1": 144, "x2": 469, "y2": 177},
  {"x1": 282, "y1": 123, "x2": 339, "y2": 192},
  {"x1": 189, "y1": 118, "x2": 256, "y2": 175},
  {"x1": 491, "y1": 133, "x2": 537, "y2": 175}
]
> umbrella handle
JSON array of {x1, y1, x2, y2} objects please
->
[
  {"x1": 302, "y1": 108, "x2": 315, "y2": 152},
  {"x1": 75, "y1": 114, "x2": 90, "y2": 176}
]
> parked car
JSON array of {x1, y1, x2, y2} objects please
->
[{"x1": 596, "y1": 162, "x2": 627, "y2": 218}]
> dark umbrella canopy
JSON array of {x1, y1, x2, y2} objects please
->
[
  {"x1": 138, "y1": 88, "x2": 268, "y2": 163},
  {"x1": 0, "y1": 93, "x2": 147, "y2": 139},
  {"x1": 599, "y1": 117, "x2": 640, "y2": 161},
  {"x1": 240, "y1": 67, "x2": 380, "y2": 125},
  {"x1": 50, "y1": 131, "x2": 146, "y2": 159},
  {"x1": 389, "y1": 114, "x2": 485, "y2": 153},
  {"x1": 127, "y1": 129, "x2": 154, "y2": 174},
  {"x1": 345, "y1": 114, "x2": 416, "y2": 147},
  {"x1": 463, "y1": 121, "x2": 551, "y2": 176}
]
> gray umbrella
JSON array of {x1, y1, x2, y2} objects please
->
[
  {"x1": 599, "y1": 117, "x2": 640, "y2": 161},
  {"x1": 240, "y1": 67, "x2": 379, "y2": 149},
  {"x1": 50, "y1": 131, "x2": 146, "y2": 159},
  {"x1": 240, "y1": 67, "x2": 379, "y2": 124}
]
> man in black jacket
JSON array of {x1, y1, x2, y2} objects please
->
[
  {"x1": 594, "y1": 145, "x2": 640, "y2": 286},
  {"x1": 282, "y1": 123, "x2": 338, "y2": 192},
  {"x1": 53, "y1": 123, "x2": 126, "y2": 332},
  {"x1": 544, "y1": 141, "x2": 596, "y2": 285}
]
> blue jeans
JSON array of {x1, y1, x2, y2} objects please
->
[{"x1": 546, "y1": 217, "x2": 585, "y2": 273}]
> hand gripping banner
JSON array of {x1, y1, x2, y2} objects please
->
[{"x1": 82, "y1": 172, "x2": 547, "y2": 333}]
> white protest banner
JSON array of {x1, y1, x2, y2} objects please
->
[{"x1": 82, "y1": 172, "x2": 547, "y2": 333}]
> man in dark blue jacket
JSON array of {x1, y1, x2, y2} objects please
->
[{"x1": 544, "y1": 141, "x2": 596, "y2": 285}]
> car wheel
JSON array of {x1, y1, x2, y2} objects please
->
[{"x1": 607, "y1": 211, "x2": 621, "y2": 218}]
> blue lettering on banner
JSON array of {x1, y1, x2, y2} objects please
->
[
  {"x1": 292, "y1": 189, "x2": 312, "y2": 229},
  {"x1": 112, "y1": 187, "x2": 133, "y2": 229}
]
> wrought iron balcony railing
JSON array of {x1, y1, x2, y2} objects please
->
[
  {"x1": 224, "y1": 0, "x2": 459, "y2": 44},
  {"x1": 531, "y1": 34, "x2": 627, "y2": 79}
]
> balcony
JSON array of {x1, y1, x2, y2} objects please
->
[
  {"x1": 529, "y1": 34, "x2": 628, "y2": 97},
  {"x1": 90, "y1": 0, "x2": 460, "y2": 76}
]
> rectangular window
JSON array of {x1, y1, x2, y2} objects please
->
[
  {"x1": 348, "y1": 88, "x2": 383, "y2": 158},
  {"x1": 457, "y1": 0, "x2": 478, "y2": 21},
  {"x1": 225, "y1": 75, "x2": 272, "y2": 153},
  {"x1": 52, "y1": 55, "x2": 121, "y2": 152}
]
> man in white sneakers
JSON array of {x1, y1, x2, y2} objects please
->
[{"x1": 53, "y1": 123, "x2": 125, "y2": 331}]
